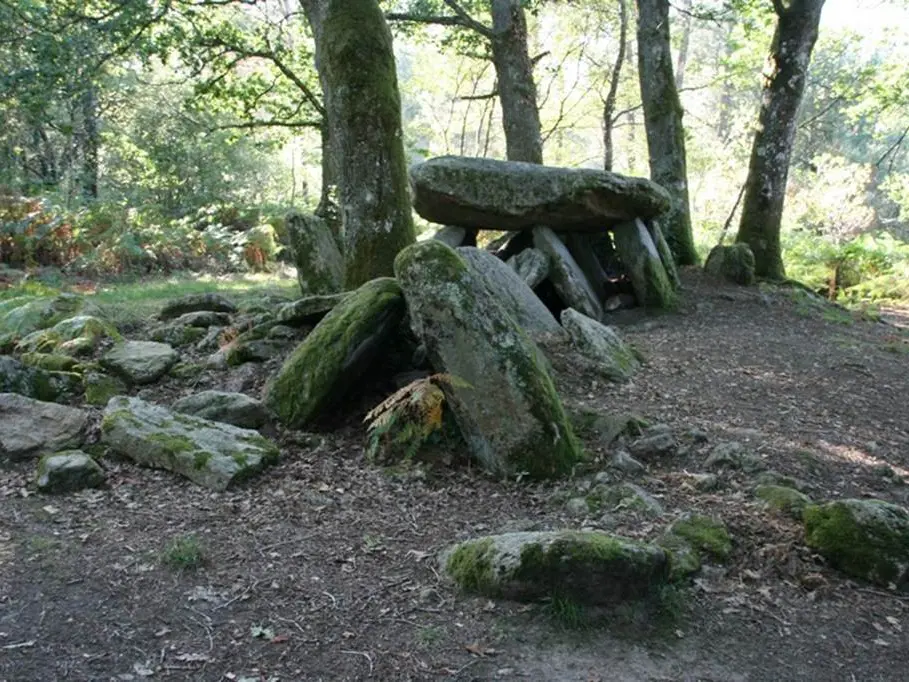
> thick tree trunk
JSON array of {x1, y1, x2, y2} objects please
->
[
  {"x1": 490, "y1": 0, "x2": 543, "y2": 164},
  {"x1": 306, "y1": 0, "x2": 415, "y2": 288},
  {"x1": 735, "y1": 0, "x2": 825, "y2": 280},
  {"x1": 635, "y1": 0, "x2": 698, "y2": 266},
  {"x1": 603, "y1": 0, "x2": 628, "y2": 172}
]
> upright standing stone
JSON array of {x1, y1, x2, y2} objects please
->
[
  {"x1": 286, "y1": 211, "x2": 344, "y2": 296},
  {"x1": 612, "y1": 218, "x2": 678, "y2": 309},
  {"x1": 533, "y1": 227, "x2": 604, "y2": 320},
  {"x1": 395, "y1": 241, "x2": 582, "y2": 479}
]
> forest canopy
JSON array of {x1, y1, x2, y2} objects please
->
[{"x1": 0, "y1": 0, "x2": 907, "y2": 301}]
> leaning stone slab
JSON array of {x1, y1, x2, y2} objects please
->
[
  {"x1": 36, "y1": 450, "x2": 105, "y2": 493},
  {"x1": 410, "y1": 156, "x2": 672, "y2": 232},
  {"x1": 276, "y1": 292, "x2": 351, "y2": 327},
  {"x1": 159, "y1": 293, "x2": 237, "y2": 321},
  {"x1": 286, "y1": 211, "x2": 344, "y2": 296},
  {"x1": 533, "y1": 227, "x2": 604, "y2": 320},
  {"x1": 457, "y1": 247, "x2": 564, "y2": 340},
  {"x1": 560, "y1": 308, "x2": 640, "y2": 382},
  {"x1": 565, "y1": 233, "x2": 609, "y2": 302},
  {"x1": 704, "y1": 243, "x2": 756, "y2": 286},
  {"x1": 647, "y1": 220, "x2": 682, "y2": 289},
  {"x1": 612, "y1": 218, "x2": 677, "y2": 309},
  {"x1": 507, "y1": 248, "x2": 549, "y2": 289},
  {"x1": 101, "y1": 341, "x2": 179, "y2": 385},
  {"x1": 804, "y1": 498, "x2": 909, "y2": 588},
  {"x1": 265, "y1": 278, "x2": 405, "y2": 428},
  {"x1": 442, "y1": 531, "x2": 670, "y2": 604},
  {"x1": 173, "y1": 390, "x2": 269, "y2": 430},
  {"x1": 0, "y1": 393, "x2": 88, "y2": 461},
  {"x1": 395, "y1": 240, "x2": 582, "y2": 479},
  {"x1": 101, "y1": 396, "x2": 279, "y2": 491},
  {"x1": 0, "y1": 355, "x2": 80, "y2": 402}
]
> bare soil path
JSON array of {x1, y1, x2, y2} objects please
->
[{"x1": 2, "y1": 270, "x2": 908, "y2": 681}]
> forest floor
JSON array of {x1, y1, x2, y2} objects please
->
[{"x1": 2, "y1": 269, "x2": 909, "y2": 681}]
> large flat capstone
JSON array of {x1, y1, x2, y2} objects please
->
[{"x1": 410, "y1": 155, "x2": 671, "y2": 232}]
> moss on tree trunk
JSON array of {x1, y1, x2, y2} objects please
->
[{"x1": 318, "y1": 0, "x2": 415, "y2": 288}]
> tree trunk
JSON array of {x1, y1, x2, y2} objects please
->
[
  {"x1": 305, "y1": 0, "x2": 415, "y2": 288},
  {"x1": 674, "y1": 0, "x2": 692, "y2": 90},
  {"x1": 80, "y1": 86, "x2": 99, "y2": 199},
  {"x1": 490, "y1": 0, "x2": 543, "y2": 164},
  {"x1": 635, "y1": 0, "x2": 698, "y2": 265},
  {"x1": 735, "y1": 0, "x2": 825, "y2": 280},
  {"x1": 602, "y1": 0, "x2": 628, "y2": 172}
]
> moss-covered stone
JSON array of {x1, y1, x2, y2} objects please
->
[
  {"x1": 0, "y1": 355, "x2": 79, "y2": 402},
  {"x1": 149, "y1": 324, "x2": 207, "y2": 347},
  {"x1": 704, "y1": 243, "x2": 756, "y2": 286},
  {"x1": 804, "y1": 499, "x2": 909, "y2": 588},
  {"x1": 754, "y1": 484, "x2": 812, "y2": 519},
  {"x1": 586, "y1": 482, "x2": 663, "y2": 517},
  {"x1": 265, "y1": 277, "x2": 406, "y2": 428},
  {"x1": 443, "y1": 531, "x2": 670, "y2": 605},
  {"x1": 1, "y1": 393, "x2": 88, "y2": 461},
  {"x1": 666, "y1": 514, "x2": 732, "y2": 562},
  {"x1": 101, "y1": 396, "x2": 279, "y2": 491},
  {"x1": 656, "y1": 532, "x2": 702, "y2": 581},
  {"x1": 19, "y1": 352, "x2": 80, "y2": 373},
  {"x1": 36, "y1": 450, "x2": 105, "y2": 493},
  {"x1": 83, "y1": 371, "x2": 127, "y2": 406},
  {"x1": 560, "y1": 308, "x2": 640, "y2": 382},
  {"x1": 158, "y1": 293, "x2": 237, "y2": 321},
  {"x1": 395, "y1": 240, "x2": 582, "y2": 479},
  {"x1": 286, "y1": 212, "x2": 344, "y2": 296},
  {"x1": 0, "y1": 294, "x2": 95, "y2": 343},
  {"x1": 101, "y1": 341, "x2": 179, "y2": 385}
]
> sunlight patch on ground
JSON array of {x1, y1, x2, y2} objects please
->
[{"x1": 814, "y1": 440, "x2": 909, "y2": 479}]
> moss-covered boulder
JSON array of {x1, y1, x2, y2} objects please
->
[
  {"x1": 410, "y1": 155, "x2": 671, "y2": 231},
  {"x1": 755, "y1": 484, "x2": 812, "y2": 519},
  {"x1": 172, "y1": 390, "x2": 269, "y2": 430},
  {"x1": 36, "y1": 450, "x2": 105, "y2": 493},
  {"x1": 149, "y1": 323, "x2": 208, "y2": 348},
  {"x1": 83, "y1": 370, "x2": 127, "y2": 406},
  {"x1": 395, "y1": 241, "x2": 582, "y2": 479},
  {"x1": 612, "y1": 218, "x2": 678, "y2": 309},
  {"x1": 0, "y1": 355, "x2": 80, "y2": 402},
  {"x1": 265, "y1": 277, "x2": 406, "y2": 428},
  {"x1": 705, "y1": 243, "x2": 756, "y2": 286},
  {"x1": 101, "y1": 341, "x2": 179, "y2": 385},
  {"x1": 101, "y1": 396, "x2": 279, "y2": 491},
  {"x1": 804, "y1": 499, "x2": 909, "y2": 588},
  {"x1": 442, "y1": 530, "x2": 670, "y2": 605},
  {"x1": 457, "y1": 246, "x2": 564, "y2": 340},
  {"x1": 560, "y1": 308, "x2": 640, "y2": 382},
  {"x1": 0, "y1": 393, "x2": 88, "y2": 461},
  {"x1": 19, "y1": 352, "x2": 81, "y2": 373},
  {"x1": 158, "y1": 293, "x2": 238, "y2": 321},
  {"x1": 0, "y1": 295, "x2": 105, "y2": 352},
  {"x1": 665, "y1": 513, "x2": 732, "y2": 562},
  {"x1": 286, "y1": 211, "x2": 345, "y2": 296},
  {"x1": 533, "y1": 227, "x2": 604, "y2": 320}
]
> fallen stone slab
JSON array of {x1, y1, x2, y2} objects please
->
[
  {"x1": 101, "y1": 340, "x2": 179, "y2": 385},
  {"x1": 410, "y1": 155, "x2": 671, "y2": 232},
  {"x1": 265, "y1": 278, "x2": 406, "y2": 428},
  {"x1": 0, "y1": 393, "x2": 88, "y2": 461},
  {"x1": 442, "y1": 530, "x2": 670, "y2": 605},
  {"x1": 101, "y1": 396, "x2": 279, "y2": 491}
]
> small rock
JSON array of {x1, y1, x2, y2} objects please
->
[
  {"x1": 172, "y1": 390, "x2": 269, "y2": 430},
  {"x1": 666, "y1": 513, "x2": 732, "y2": 562},
  {"x1": 83, "y1": 371, "x2": 127, "y2": 406},
  {"x1": 689, "y1": 473, "x2": 720, "y2": 492},
  {"x1": 565, "y1": 497, "x2": 590, "y2": 517},
  {"x1": 36, "y1": 450, "x2": 105, "y2": 493},
  {"x1": 588, "y1": 482, "x2": 663, "y2": 517},
  {"x1": 629, "y1": 425, "x2": 676, "y2": 459},
  {"x1": 171, "y1": 310, "x2": 232, "y2": 328},
  {"x1": 686, "y1": 428, "x2": 709, "y2": 443},
  {"x1": 101, "y1": 341, "x2": 179, "y2": 385},
  {"x1": 609, "y1": 450, "x2": 647, "y2": 476},
  {"x1": 754, "y1": 484, "x2": 812, "y2": 520},
  {"x1": 704, "y1": 441, "x2": 744, "y2": 470},
  {"x1": 704, "y1": 243, "x2": 756, "y2": 286}
]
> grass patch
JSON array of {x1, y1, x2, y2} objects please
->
[
  {"x1": 415, "y1": 625, "x2": 445, "y2": 649},
  {"x1": 545, "y1": 595, "x2": 592, "y2": 630},
  {"x1": 161, "y1": 534, "x2": 205, "y2": 570}
]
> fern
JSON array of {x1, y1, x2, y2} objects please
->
[{"x1": 364, "y1": 373, "x2": 469, "y2": 463}]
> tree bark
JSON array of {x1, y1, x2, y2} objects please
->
[
  {"x1": 490, "y1": 0, "x2": 543, "y2": 164},
  {"x1": 303, "y1": 0, "x2": 415, "y2": 288},
  {"x1": 603, "y1": 0, "x2": 628, "y2": 172},
  {"x1": 635, "y1": 0, "x2": 698, "y2": 265},
  {"x1": 735, "y1": 0, "x2": 825, "y2": 280},
  {"x1": 80, "y1": 86, "x2": 99, "y2": 199}
]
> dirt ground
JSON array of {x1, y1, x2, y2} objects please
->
[{"x1": 2, "y1": 270, "x2": 909, "y2": 682}]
